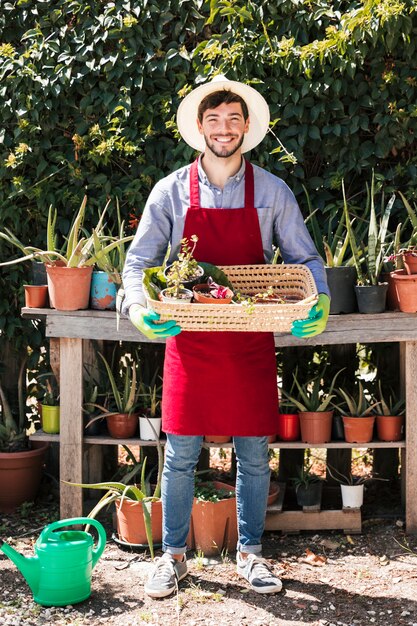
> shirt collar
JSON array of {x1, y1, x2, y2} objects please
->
[{"x1": 197, "y1": 155, "x2": 246, "y2": 185}]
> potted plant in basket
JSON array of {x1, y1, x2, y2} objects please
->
[
  {"x1": 291, "y1": 462, "x2": 323, "y2": 508},
  {"x1": 66, "y1": 435, "x2": 163, "y2": 558},
  {"x1": 281, "y1": 367, "x2": 344, "y2": 444},
  {"x1": 0, "y1": 196, "x2": 132, "y2": 311},
  {"x1": 343, "y1": 174, "x2": 395, "y2": 313},
  {"x1": 0, "y1": 359, "x2": 49, "y2": 512},
  {"x1": 335, "y1": 381, "x2": 380, "y2": 444},
  {"x1": 372, "y1": 382, "x2": 405, "y2": 442},
  {"x1": 161, "y1": 235, "x2": 203, "y2": 302},
  {"x1": 85, "y1": 351, "x2": 140, "y2": 439}
]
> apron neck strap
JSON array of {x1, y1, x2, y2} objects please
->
[{"x1": 189, "y1": 158, "x2": 255, "y2": 209}]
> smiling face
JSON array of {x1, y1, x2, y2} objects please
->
[{"x1": 197, "y1": 102, "x2": 250, "y2": 159}]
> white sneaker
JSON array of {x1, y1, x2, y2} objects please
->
[
  {"x1": 144, "y1": 552, "x2": 188, "y2": 598},
  {"x1": 236, "y1": 553, "x2": 283, "y2": 594}
]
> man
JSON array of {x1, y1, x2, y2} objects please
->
[{"x1": 122, "y1": 76, "x2": 330, "y2": 598}]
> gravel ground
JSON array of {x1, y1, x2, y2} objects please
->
[{"x1": 2, "y1": 497, "x2": 417, "y2": 626}]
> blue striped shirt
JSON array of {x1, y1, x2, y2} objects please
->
[{"x1": 122, "y1": 157, "x2": 329, "y2": 313}]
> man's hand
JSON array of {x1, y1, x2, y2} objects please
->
[
  {"x1": 129, "y1": 304, "x2": 181, "y2": 339},
  {"x1": 291, "y1": 294, "x2": 330, "y2": 338}
]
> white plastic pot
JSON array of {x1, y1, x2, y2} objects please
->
[
  {"x1": 139, "y1": 416, "x2": 162, "y2": 441},
  {"x1": 341, "y1": 484, "x2": 364, "y2": 508}
]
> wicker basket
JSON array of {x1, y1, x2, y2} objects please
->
[{"x1": 145, "y1": 264, "x2": 318, "y2": 332}]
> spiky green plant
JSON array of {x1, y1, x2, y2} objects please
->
[
  {"x1": 281, "y1": 367, "x2": 344, "y2": 413},
  {"x1": 335, "y1": 381, "x2": 380, "y2": 417}
]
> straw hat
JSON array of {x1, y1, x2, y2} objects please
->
[{"x1": 177, "y1": 75, "x2": 270, "y2": 153}]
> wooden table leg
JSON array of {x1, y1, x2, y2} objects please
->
[
  {"x1": 405, "y1": 341, "x2": 417, "y2": 533},
  {"x1": 59, "y1": 337, "x2": 84, "y2": 519}
]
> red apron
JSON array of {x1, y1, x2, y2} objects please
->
[{"x1": 161, "y1": 158, "x2": 279, "y2": 436}]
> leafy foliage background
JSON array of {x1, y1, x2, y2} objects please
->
[{"x1": 1, "y1": 0, "x2": 416, "y2": 354}]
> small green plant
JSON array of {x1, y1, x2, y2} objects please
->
[
  {"x1": 37, "y1": 372, "x2": 59, "y2": 407},
  {"x1": 138, "y1": 381, "x2": 162, "y2": 419},
  {"x1": 372, "y1": 381, "x2": 405, "y2": 416},
  {"x1": 281, "y1": 367, "x2": 344, "y2": 413},
  {"x1": 291, "y1": 463, "x2": 323, "y2": 490},
  {"x1": 164, "y1": 235, "x2": 200, "y2": 298},
  {"x1": 194, "y1": 478, "x2": 235, "y2": 502}
]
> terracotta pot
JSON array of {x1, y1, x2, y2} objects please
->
[
  {"x1": 384, "y1": 270, "x2": 405, "y2": 311},
  {"x1": 204, "y1": 435, "x2": 232, "y2": 443},
  {"x1": 342, "y1": 415, "x2": 375, "y2": 443},
  {"x1": 116, "y1": 498, "x2": 162, "y2": 545},
  {"x1": 46, "y1": 264, "x2": 93, "y2": 311},
  {"x1": 267, "y1": 434, "x2": 277, "y2": 443},
  {"x1": 24, "y1": 284, "x2": 49, "y2": 308},
  {"x1": 267, "y1": 481, "x2": 280, "y2": 505},
  {"x1": 188, "y1": 481, "x2": 237, "y2": 556},
  {"x1": 391, "y1": 272, "x2": 417, "y2": 312},
  {"x1": 277, "y1": 413, "x2": 300, "y2": 441},
  {"x1": 192, "y1": 284, "x2": 233, "y2": 304},
  {"x1": 376, "y1": 414, "x2": 404, "y2": 442},
  {"x1": 354, "y1": 283, "x2": 388, "y2": 314},
  {"x1": 41, "y1": 404, "x2": 60, "y2": 434},
  {"x1": 0, "y1": 442, "x2": 49, "y2": 513},
  {"x1": 403, "y1": 254, "x2": 417, "y2": 275},
  {"x1": 106, "y1": 413, "x2": 138, "y2": 439},
  {"x1": 298, "y1": 411, "x2": 333, "y2": 444}
]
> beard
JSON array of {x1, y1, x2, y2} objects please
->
[{"x1": 203, "y1": 132, "x2": 245, "y2": 158}]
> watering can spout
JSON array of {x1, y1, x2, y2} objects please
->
[{"x1": 1, "y1": 542, "x2": 40, "y2": 595}]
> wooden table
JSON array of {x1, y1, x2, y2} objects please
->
[{"x1": 23, "y1": 308, "x2": 417, "y2": 531}]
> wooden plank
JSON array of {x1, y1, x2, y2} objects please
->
[
  {"x1": 405, "y1": 341, "x2": 417, "y2": 533},
  {"x1": 59, "y1": 338, "x2": 83, "y2": 518},
  {"x1": 265, "y1": 509, "x2": 361, "y2": 533},
  {"x1": 21, "y1": 308, "x2": 417, "y2": 345}
]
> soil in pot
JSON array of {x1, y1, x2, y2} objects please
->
[
  {"x1": 106, "y1": 413, "x2": 138, "y2": 439},
  {"x1": 376, "y1": 414, "x2": 404, "y2": 442},
  {"x1": 192, "y1": 284, "x2": 233, "y2": 304},
  {"x1": 354, "y1": 283, "x2": 388, "y2": 314},
  {"x1": 160, "y1": 288, "x2": 193, "y2": 303},
  {"x1": 342, "y1": 415, "x2": 375, "y2": 443},
  {"x1": 298, "y1": 411, "x2": 333, "y2": 444}
]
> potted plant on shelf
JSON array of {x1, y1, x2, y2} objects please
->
[
  {"x1": 388, "y1": 191, "x2": 417, "y2": 312},
  {"x1": 343, "y1": 174, "x2": 395, "y2": 313},
  {"x1": 161, "y1": 235, "x2": 203, "y2": 302},
  {"x1": 37, "y1": 372, "x2": 60, "y2": 435},
  {"x1": 138, "y1": 382, "x2": 162, "y2": 441},
  {"x1": 188, "y1": 475, "x2": 237, "y2": 556},
  {"x1": 0, "y1": 359, "x2": 49, "y2": 512},
  {"x1": 85, "y1": 352, "x2": 140, "y2": 439},
  {"x1": 326, "y1": 463, "x2": 367, "y2": 509},
  {"x1": 66, "y1": 437, "x2": 163, "y2": 558},
  {"x1": 372, "y1": 382, "x2": 405, "y2": 442},
  {"x1": 0, "y1": 196, "x2": 132, "y2": 311},
  {"x1": 281, "y1": 368, "x2": 343, "y2": 444},
  {"x1": 291, "y1": 462, "x2": 323, "y2": 508},
  {"x1": 335, "y1": 381, "x2": 380, "y2": 443},
  {"x1": 278, "y1": 382, "x2": 301, "y2": 442}
]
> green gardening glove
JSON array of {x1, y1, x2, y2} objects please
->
[
  {"x1": 291, "y1": 294, "x2": 330, "y2": 338},
  {"x1": 129, "y1": 304, "x2": 181, "y2": 339}
]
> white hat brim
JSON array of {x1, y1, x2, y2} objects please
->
[{"x1": 177, "y1": 78, "x2": 270, "y2": 153}]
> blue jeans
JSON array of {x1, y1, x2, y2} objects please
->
[{"x1": 162, "y1": 434, "x2": 270, "y2": 556}]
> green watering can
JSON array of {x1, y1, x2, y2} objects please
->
[{"x1": 0, "y1": 517, "x2": 106, "y2": 607}]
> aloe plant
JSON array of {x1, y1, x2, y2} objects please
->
[
  {"x1": 65, "y1": 434, "x2": 164, "y2": 559},
  {"x1": 0, "y1": 196, "x2": 132, "y2": 269},
  {"x1": 373, "y1": 381, "x2": 405, "y2": 417},
  {"x1": 335, "y1": 381, "x2": 380, "y2": 417},
  {"x1": 281, "y1": 367, "x2": 344, "y2": 413}
]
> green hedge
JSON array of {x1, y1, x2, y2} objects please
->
[{"x1": 1, "y1": 0, "x2": 417, "y2": 352}]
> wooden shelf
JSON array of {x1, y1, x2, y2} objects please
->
[{"x1": 30, "y1": 430, "x2": 405, "y2": 449}]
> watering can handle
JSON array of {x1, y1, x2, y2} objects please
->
[{"x1": 40, "y1": 517, "x2": 106, "y2": 569}]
